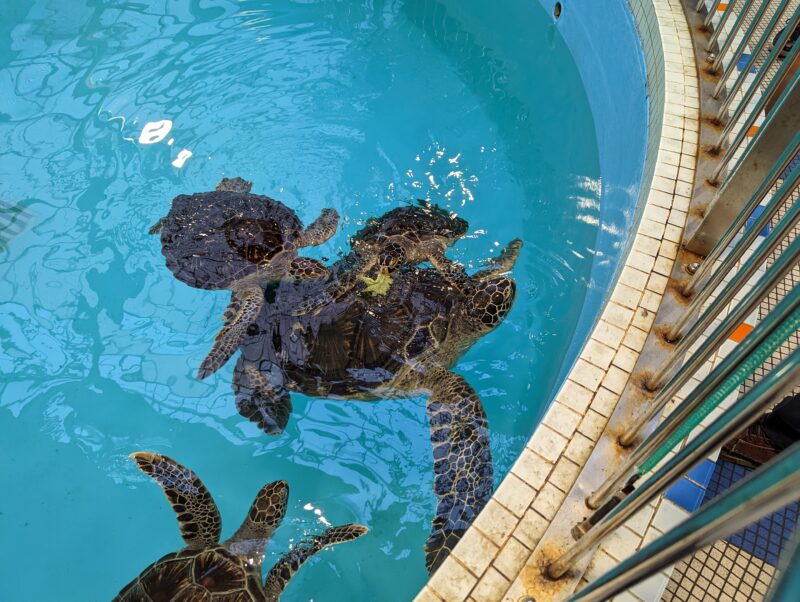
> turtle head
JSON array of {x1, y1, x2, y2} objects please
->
[
  {"x1": 460, "y1": 275, "x2": 516, "y2": 336},
  {"x1": 216, "y1": 177, "x2": 253, "y2": 193}
]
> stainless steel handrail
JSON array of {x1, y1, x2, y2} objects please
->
[
  {"x1": 664, "y1": 164, "x2": 800, "y2": 343},
  {"x1": 707, "y1": 0, "x2": 738, "y2": 53},
  {"x1": 704, "y1": 0, "x2": 726, "y2": 29},
  {"x1": 711, "y1": 39, "x2": 800, "y2": 182},
  {"x1": 588, "y1": 269, "x2": 800, "y2": 510},
  {"x1": 712, "y1": 0, "x2": 772, "y2": 83},
  {"x1": 569, "y1": 442, "x2": 800, "y2": 602},
  {"x1": 712, "y1": 0, "x2": 796, "y2": 121},
  {"x1": 766, "y1": 528, "x2": 800, "y2": 601},
  {"x1": 548, "y1": 349, "x2": 800, "y2": 579},
  {"x1": 683, "y1": 131, "x2": 800, "y2": 297}
]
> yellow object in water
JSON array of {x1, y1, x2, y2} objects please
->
[{"x1": 358, "y1": 269, "x2": 393, "y2": 295}]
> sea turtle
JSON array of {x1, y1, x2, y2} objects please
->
[
  {"x1": 230, "y1": 240, "x2": 520, "y2": 573},
  {"x1": 115, "y1": 452, "x2": 368, "y2": 601},
  {"x1": 150, "y1": 177, "x2": 340, "y2": 379},
  {"x1": 295, "y1": 202, "x2": 520, "y2": 313}
]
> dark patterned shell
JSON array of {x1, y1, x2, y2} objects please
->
[
  {"x1": 235, "y1": 268, "x2": 458, "y2": 399},
  {"x1": 160, "y1": 190, "x2": 303, "y2": 290},
  {"x1": 114, "y1": 546, "x2": 265, "y2": 602},
  {"x1": 352, "y1": 204, "x2": 467, "y2": 245}
]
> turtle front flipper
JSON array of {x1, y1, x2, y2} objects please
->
[
  {"x1": 263, "y1": 524, "x2": 368, "y2": 601},
  {"x1": 198, "y1": 287, "x2": 264, "y2": 379},
  {"x1": 298, "y1": 208, "x2": 339, "y2": 247},
  {"x1": 237, "y1": 364, "x2": 293, "y2": 434},
  {"x1": 225, "y1": 480, "x2": 288, "y2": 563},
  {"x1": 422, "y1": 367, "x2": 493, "y2": 574},
  {"x1": 130, "y1": 452, "x2": 222, "y2": 548},
  {"x1": 473, "y1": 238, "x2": 523, "y2": 279},
  {"x1": 428, "y1": 250, "x2": 472, "y2": 294}
]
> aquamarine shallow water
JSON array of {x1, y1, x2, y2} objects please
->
[{"x1": 1, "y1": 1, "x2": 607, "y2": 600}]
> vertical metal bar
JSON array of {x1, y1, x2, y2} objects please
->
[
  {"x1": 711, "y1": 0, "x2": 761, "y2": 72},
  {"x1": 695, "y1": 0, "x2": 708, "y2": 13},
  {"x1": 548, "y1": 349, "x2": 800, "y2": 579},
  {"x1": 569, "y1": 444, "x2": 800, "y2": 602},
  {"x1": 713, "y1": 0, "x2": 789, "y2": 99},
  {"x1": 714, "y1": 4, "x2": 799, "y2": 136},
  {"x1": 713, "y1": 0, "x2": 773, "y2": 96},
  {"x1": 707, "y1": 0, "x2": 738, "y2": 53},
  {"x1": 704, "y1": 0, "x2": 725, "y2": 28},
  {"x1": 665, "y1": 167, "x2": 800, "y2": 342},
  {"x1": 688, "y1": 77, "x2": 800, "y2": 255},
  {"x1": 587, "y1": 268, "x2": 800, "y2": 510},
  {"x1": 766, "y1": 528, "x2": 800, "y2": 601},
  {"x1": 713, "y1": 61, "x2": 800, "y2": 201},
  {"x1": 684, "y1": 132, "x2": 800, "y2": 297}
]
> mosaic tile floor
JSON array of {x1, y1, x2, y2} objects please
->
[{"x1": 662, "y1": 183, "x2": 800, "y2": 602}]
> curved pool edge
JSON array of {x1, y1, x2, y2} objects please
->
[{"x1": 415, "y1": 1, "x2": 699, "y2": 600}]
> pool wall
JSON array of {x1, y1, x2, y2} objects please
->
[
  {"x1": 539, "y1": 0, "x2": 652, "y2": 382},
  {"x1": 416, "y1": 0, "x2": 700, "y2": 599}
]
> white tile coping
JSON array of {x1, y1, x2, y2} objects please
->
[{"x1": 414, "y1": 0, "x2": 700, "y2": 600}]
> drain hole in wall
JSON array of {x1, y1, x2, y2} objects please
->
[{"x1": 554, "y1": 2, "x2": 562, "y2": 20}]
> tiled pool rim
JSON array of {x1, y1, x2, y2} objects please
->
[{"x1": 415, "y1": 0, "x2": 698, "y2": 600}]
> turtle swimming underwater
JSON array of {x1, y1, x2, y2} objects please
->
[
  {"x1": 150, "y1": 177, "x2": 340, "y2": 379},
  {"x1": 115, "y1": 452, "x2": 367, "y2": 602},
  {"x1": 295, "y1": 201, "x2": 521, "y2": 312},
  {"x1": 231, "y1": 240, "x2": 520, "y2": 573}
]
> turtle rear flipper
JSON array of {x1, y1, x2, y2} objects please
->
[
  {"x1": 298, "y1": 208, "x2": 339, "y2": 247},
  {"x1": 148, "y1": 217, "x2": 165, "y2": 235},
  {"x1": 215, "y1": 177, "x2": 252, "y2": 193},
  {"x1": 263, "y1": 524, "x2": 368, "y2": 600},
  {"x1": 237, "y1": 365, "x2": 293, "y2": 435},
  {"x1": 130, "y1": 452, "x2": 222, "y2": 548},
  {"x1": 422, "y1": 367, "x2": 493, "y2": 574},
  {"x1": 198, "y1": 287, "x2": 264, "y2": 379},
  {"x1": 225, "y1": 480, "x2": 288, "y2": 563}
]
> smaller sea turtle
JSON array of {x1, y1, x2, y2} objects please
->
[
  {"x1": 115, "y1": 452, "x2": 367, "y2": 602},
  {"x1": 296, "y1": 202, "x2": 520, "y2": 314},
  {"x1": 150, "y1": 177, "x2": 339, "y2": 379}
]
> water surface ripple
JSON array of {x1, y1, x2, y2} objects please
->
[{"x1": 0, "y1": 0, "x2": 602, "y2": 599}]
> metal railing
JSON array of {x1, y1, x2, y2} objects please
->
[{"x1": 542, "y1": 1, "x2": 800, "y2": 598}]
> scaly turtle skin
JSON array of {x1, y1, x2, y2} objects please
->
[
  {"x1": 115, "y1": 452, "x2": 367, "y2": 602},
  {"x1": 230, "y1": 240, "x2": 520, "y2": 574},
  {"x1": 150, "y1": 177, "x2": 339, "y2": 379}
]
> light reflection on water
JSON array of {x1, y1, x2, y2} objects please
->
[{"x1": 0, "y1": 0, "x2": 606, "y2": 599}]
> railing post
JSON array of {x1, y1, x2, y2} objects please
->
[
  {"x1": 569, "y1": 443, "x2": 800, "y2": 602},
  {"x1": 547, "y1": 351, "x2": 800, "y2": 580},
  {"x1": 686, "y1": 74, "x2": 800, "y2": 256}
]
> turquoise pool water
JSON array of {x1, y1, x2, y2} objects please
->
[{"x1": 1, "y1": 0, "x2": 612, "y2": 599}]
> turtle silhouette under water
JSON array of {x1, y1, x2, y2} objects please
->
[
  {"x1": 150, "y1": 177, "x2": 339, "y2": 379},
  {"x1": 230, "y1": 239, "x2": 520, "y2": 573},
  {"x1": 115, "y1": 452, "x2": 367, "y2": 601}
]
